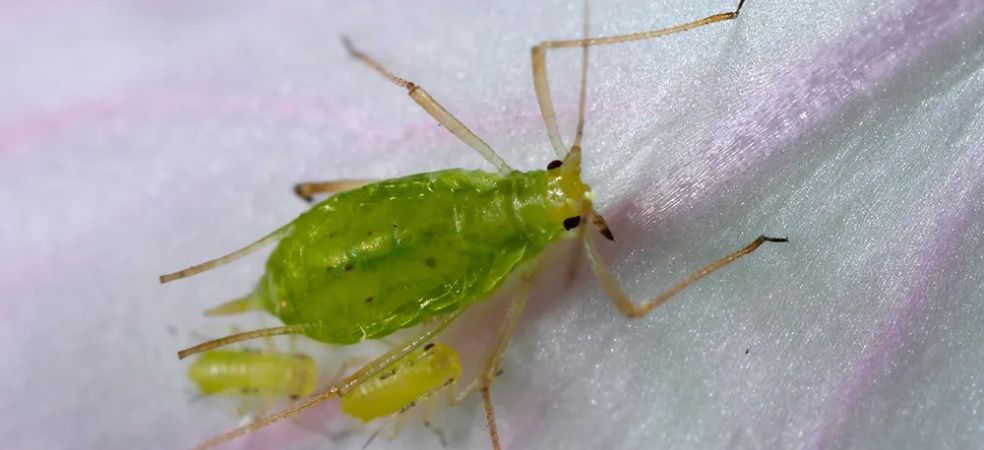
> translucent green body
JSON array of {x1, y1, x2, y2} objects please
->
[
  {"x1": 340, "y1": 343, "x2": 461, "y2": 422},
  {"x1": 253, "y1": 167, "x2": 587, "y2": 344},
  {"x1": 188, "y1": 350, "x2": 317, "y2": 398}
]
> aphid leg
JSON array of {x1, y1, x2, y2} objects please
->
[
  {"x1": 583, "y1": 233, "x2": 787, "y2": 318},
  {"x1": 448, "y1": 363, "x2": 503, "y2": 405},
  {"x1": 233, "y1": 400, "x2": 250, "y2": 419},
  {"x1": 478, "y1": 273, "x2": 534, "y2": 450},
  {"x1": 531, "y1": 0, "x2": 746, "y2": 157},
  {"x1": 340, "y1": 36, "x2": 513, "y2": 174},
  {"x1": 287, "y1": 356, "x2": 354, "y2": 438},
  {"x1": 422, "y1": 397, "x2": 449, "y2": 447},
  {"x1": 362, "y1": 428, "x2": 382, "y2": 449},
  {"x1": 236, "y1": 395, "x2": 276, "y2": 422},
  {"x1": 451, "y1": 379, "x2": 478, "y2": 405},
  {"x1": 293, "y1": 179, "x2": 377, "y2": 203},
  {"x1": 383, "y1": 412, "x2": 408, "y2": 440},
  {"x1": 159, "y1": 223, "x2": 291, "y2": 283},
  {"x1": 190, "y1": 310, "x2": 461, "y2": 450}
]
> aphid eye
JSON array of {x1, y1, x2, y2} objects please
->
[
  {"x1": 562, "y1": 216, "x2": 582, "y2": 230},
  {"x1": 546, "y1": 160, "x2": 563, "y2": 170}
]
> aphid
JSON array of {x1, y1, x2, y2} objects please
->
[
  {"x1": 189, "y1": 348, "x2": 318, "y2": 403},
  {"x1": 186, "y1": 323, "x2": 320, "y2": 415},
  {"x1": 340, "y1": 341, "x2": 465, "y2": 447},
  {"x1": 340, "y1": 342, "x2": 461, "y2": 423},
  {"x1": 161, "y1": 1, "x2": 786, "y2": 449},
  {"x1": 190, "y1": 342, "x2": 461, "y2": 440}
]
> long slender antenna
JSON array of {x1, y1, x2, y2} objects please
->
[
  {"x1": 159, "y1": 224, "x2": 291, "y2": 284},
  {"x1": 572, "y1": 0, "x2": 590, "y2": 149}
]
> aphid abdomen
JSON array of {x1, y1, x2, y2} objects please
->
[
  {"x1": 189, "y1": 350, "x2": 317, "y2": 398},
  {"x1": 339, "y1": 343, "x2": 461, "y2": 422},
  {"x1": 256, "y1": 169, "x2": 576, "y2": 344}
]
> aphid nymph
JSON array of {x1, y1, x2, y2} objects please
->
[
  {"x1": 340, "y1": 342, "x2": 461, "y2": 422},
  {"x1": 189, "y1": 349, "x2": 317, "y2": 402}
]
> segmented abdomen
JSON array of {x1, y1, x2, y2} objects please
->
[
  {"x1": 340, "y1": 342, "x2": 461, "y2": 421},
  {"x1": 188, "y1": 350, "x2": 317, "y2": 398}
]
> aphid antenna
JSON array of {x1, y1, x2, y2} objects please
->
[{"x1": 588, "y1": 211, "x2": 615, "y2": 241}]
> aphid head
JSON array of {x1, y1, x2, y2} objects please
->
[
  {"x1": 544, "y1": 146, "x2": 613, "y2": 240},
  {"x1": 545, "y1": 146, "x2": 589, "y2": 212},
  {"x1": 547, "y1": 145, "x2": 612, "y2": 239}
]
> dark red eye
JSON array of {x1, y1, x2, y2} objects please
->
[{"x1": 547, "y1": 160, "x2": 563, "y2": 170}]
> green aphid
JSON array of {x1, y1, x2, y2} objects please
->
[
  {"x1": 188, "y1": 343, "x2": 460, "y2": 431},
  {"x1": 177, "y1": 165, "x2": 589, "y2": 347},
  {"x1": 163, "y1": 2, "x2": 785, "y2": 449},
  {"x1": 189, "y1": 349, "x2": 317, "y2": 400},
  {"x1": 340, "y1": 342, "x2": 461, "y2": 422}
]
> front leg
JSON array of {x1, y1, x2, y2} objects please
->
[{"x1": 584, "y1": 234, "x2": 787, "y2": 318}]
